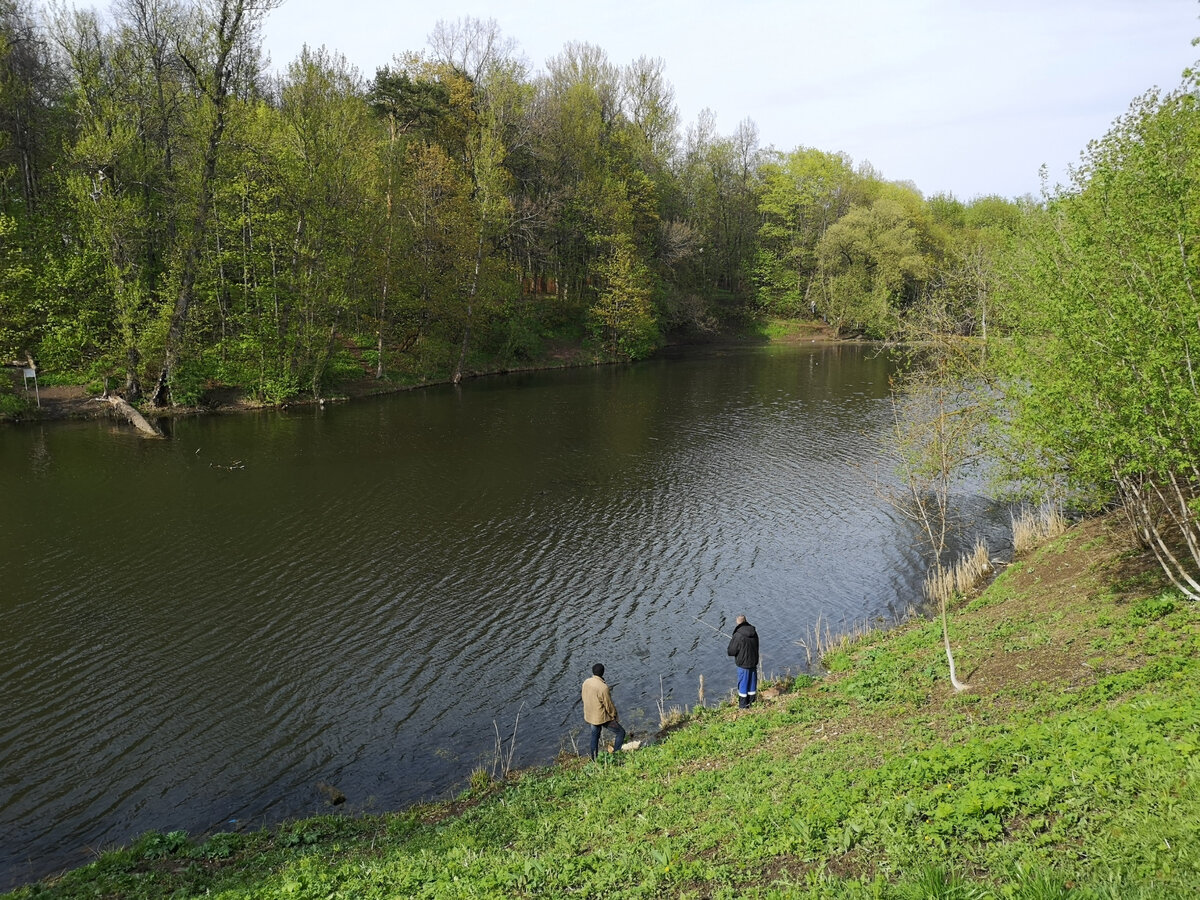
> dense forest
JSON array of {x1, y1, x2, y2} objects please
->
[
  {"x1": 2, "y1": 1, "x2": 1198, "y2": 594},
  {"x1": 0, "y1": 0, "x2": 1030, "y2": 406}
]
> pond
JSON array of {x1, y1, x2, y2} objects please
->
[{"x1": 0, "y1": 343, "x2": 1011, "y2": 889}]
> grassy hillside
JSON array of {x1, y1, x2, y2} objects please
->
[{"x1": 8, "y1": 515, "x2": 1199, "y2": 898}]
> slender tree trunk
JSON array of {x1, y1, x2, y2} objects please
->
[
  {"x1": 452, "y1": 226, "x2": 484, "y2": 385},
  {"x1": 377, "y1": 118, "x2": 395, "y2": 379},
  {"x1": 939, "y1": 573, "x2": 967, "y2": 692},
  {"x1": 149, "y1": 0, "x2": 247, "y2": 408}
]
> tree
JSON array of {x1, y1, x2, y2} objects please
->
[
  {"x1": 620, "y1": 54, "x2": 678, "y2": 177},
  {"x1": 148, "y1": 0, "x2": 277, "y2": 407},
  {"x1": 0, "y1": 209, "x2": 33, "y2": 360},
  {"x1": 888, "y1": 382, "x2": 984, "y2": 691},
  {"x1": 815, "y1": 197, "x2": 928, "y2": 338},
  {"x1": 52, "y1": 0, "x2": 184, "y2": 395},
  {"x1": 918, "y1": 195, "x2": 1023, "y2": 340},
  {"x1": 425, "y1": 18, "x2": 526, "y2": 383},
  {"x1": 997, "y1": 72, "x2": 1200, "y2": 600},
  {"x1": 274, "y1": 45, "x2": 377, "y2": 397},
  {"x1": 0, "y1": 0, "x2": 57, "y2": 210},
  {"x1": 672, "y1": 110, "x2": 761, "y2": 319},
  {"x1": 368, "y1": 64, "x2": 450, "y2": 377},
  {"x1": 0, "y1": 0, "x2": 66, "y2": 364},
  {"x1": 589, "y1": 216, "x2": 658, "y2": 359},
  {"x1": 754, "y1": 146, "x2": 857, "y2": 316}
]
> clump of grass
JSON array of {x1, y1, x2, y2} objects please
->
[
  {"x1": 657, "y1": 675, "x2": 688, "y2": 728},
  {"x1": 657, "y1": 674, "x2": 716, "y2": 728},
  {"x1": 489, "y1": 705, "x2": 522, "y2": 779},
  {"x1": 923, "y1": 538, "x2": 992, "y2": 610},
  {"x1": 796, "y1": 611, "x2": 908, "y2": 671},
  {"x1": 467, "y1": 767, "x2": 493, "y2": 796},
  {"x1": 1012, "y1": 501, "x2": 1067, "y2": 554}
]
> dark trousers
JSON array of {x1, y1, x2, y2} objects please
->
[{"x1": 589, "y1": 719, "x2": 626, "y2": 758}]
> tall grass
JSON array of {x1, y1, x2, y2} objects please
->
[
  {"x1": 796, "y1": 611, "x2": 913, "y2": 670},
  {"x1": 488, "y1": 705, "x2": 523, "y2": 780},
  {"x1": 923, "y1": 538, "x2": 993, "y2": 610},
  {"x1": 1012, "y1": 501, "x2": 1067, "y2": 554},
  {"x1": 657, "y1": 675, "x2": 708, "y2": 728}
]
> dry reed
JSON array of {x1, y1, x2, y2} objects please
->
[
  {"x1": 1012, "y1": 501, "x2": 1067, "y2": 554},
  {"x1": 657, "y1": 675, "x2": 687, "y2": 728},
  {"x1": 490, "y1": 705, "x2": 522, "y2": 779},
  {"x1": 923, "y1": 538, "x2": 992, "y2": 609},
  {"x1": 795, "y1": 611, "x2": 906, "y2": 669}
]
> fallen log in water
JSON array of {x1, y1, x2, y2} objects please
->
[{"x1": 104, "y1": 394, "x2": 164, "y2": 437}]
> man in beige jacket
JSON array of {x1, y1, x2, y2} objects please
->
[{"x1": 581, "y1": 663, "x2": 626, "y2": 759}]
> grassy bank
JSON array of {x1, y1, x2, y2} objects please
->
[{"x1": 8, "y1": 514, "x2": 1199, "y2": 898}]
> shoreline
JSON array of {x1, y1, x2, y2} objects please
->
[
  {"x1": 2, "y1": 321, "x2": 844, "y2": 427},
  {"x1": 7, "y1": 512, "x2": 1196, "y2": 897}
]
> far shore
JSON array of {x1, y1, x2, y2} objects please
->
[{"x1": 3, "y1": 320, "x2": 844, "y2": 427}]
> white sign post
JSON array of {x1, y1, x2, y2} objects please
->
[{"x1": 22, "y1": 367, "x2": 40, "y2": 407}]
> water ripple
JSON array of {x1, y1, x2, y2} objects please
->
[{"x1": 0, "y1": 346, "x2": 1014, "y2": 890}]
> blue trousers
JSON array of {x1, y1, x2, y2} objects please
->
[
  {"x1": 589, "y1": 720, "x2": 626, "y2": 758},
  {"x1": 737, "y1": 667, "x2": 758, "y2": 707}
]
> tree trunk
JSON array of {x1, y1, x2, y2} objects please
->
[
  {"x1": 149, "y1": 0, "x2": 248, "y2": 407},
  {"x1": 452, "y1": 227, "x2": 485, "y2": 385},
  {"x1": 941, "y1": 593, "x2": 968, "y2": 691},
  {"x1": 106, "y1": 395, "x2": 163, "y2": 437}
]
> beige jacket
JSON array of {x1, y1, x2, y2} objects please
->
[{"x1": 581, "y1": 675, "x2": 618, "y2": 725}]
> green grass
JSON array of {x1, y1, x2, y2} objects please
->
[
  {"x1": 743, "y1": 316, "x2": 831, "y2": 343},
  {"x1": 7, "y1": 518, "x2": 1200, "y2": 898},
  {"x1": 0, "y1": 389, "x2": 36, "y2": 420}
]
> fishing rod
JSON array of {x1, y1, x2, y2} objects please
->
[{"x1": 694, "y1": 616, "x2": 732, "y2": 640}]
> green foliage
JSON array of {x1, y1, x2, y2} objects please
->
[
  {"x1": 0, "y1": 385, "x2": 34, "y2": 419},
  {"x1": 0, "y1": 210, "x2": 33, "y2": 359},
  {"x1": 754, "y1": 147, "x2": 859, "y2": 316},
  {"x1": 132, "y1": 830, "x2": 190, "y2": 860},
  {"x1": 998, "y1": 85, "x2": 1200, "y2": 492},
  {"x1": 994, "y1": 70, "x2": 1200, "y2": 596},
  {"x1": 589, "y1": 233, "x2": 660, "y2": 359},
  {"x1": 197, "y1": 831, "x2": 246, "y2": 861},
  {"x1": 816, "y1": 198, "x2": 928, "y2": 338},
  {"x1": 1129, "y1": 592, "x2": 1178, "y2": 624},
  {"x1": 823, "y1": 648, "x2": 854, "y2": 673},
  {"x1": 166, "y1": 354, "x2": 219, "y2": 408}
]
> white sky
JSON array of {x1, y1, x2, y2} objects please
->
[
  {"x1": 254, "y1": 0, "x2": 1199, "y2": 200},
  {"x1": 47, "y1": 0, "x2": 1193, "y2": 201}
]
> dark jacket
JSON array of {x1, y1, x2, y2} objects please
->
[{"x1": 727, "y1": 621, "x2": 759, "y2": 669}]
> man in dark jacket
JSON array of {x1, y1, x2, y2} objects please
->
[{"x1": 726, "y1": 615, "x2": 759, "y2": 708}]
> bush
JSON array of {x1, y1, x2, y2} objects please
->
[{"x1": 0, "y1": 388, "x2": 35, "y2": 420}]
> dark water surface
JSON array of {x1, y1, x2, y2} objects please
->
[{"x1": 0, "y1": 344, "x2": 1009, "y2": 888}]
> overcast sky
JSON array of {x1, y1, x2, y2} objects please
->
[{"x1": 258, "y1": 1, "x2": 1193, "y2": 200}]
